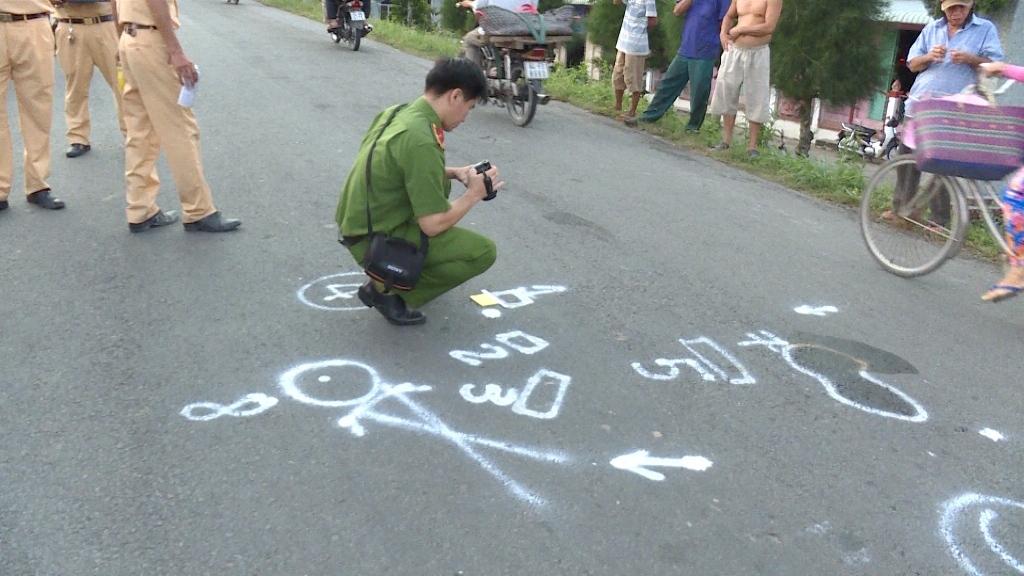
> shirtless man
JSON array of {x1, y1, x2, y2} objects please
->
[{"x1": 707, "y1": 0, "x2": 782, "y2": 156}]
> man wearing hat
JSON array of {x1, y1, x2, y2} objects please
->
[{"x1": 886, "y1": 0, "x2": 1003, "y2": 225}]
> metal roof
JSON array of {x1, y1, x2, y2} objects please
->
[{"x1": 880, "y1": 0, "x2": 934, "y2": 25}]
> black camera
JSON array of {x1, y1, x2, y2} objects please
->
[{"x1": 473, "y1": 160, "x2": 496, "y2": 201}]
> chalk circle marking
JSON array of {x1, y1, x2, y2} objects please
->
[
  {"x1": 482, "y1": 308, "x2": 502, "y2": 318},
  {"x1": 279, "y1": 359, "x2": 383, "y2": 408},
  {"x1": 941, "y1": 492, "x2": 1024, "y2": 576},
  {"x1": 297, "y1": 272, "x2": 366, "y2": 311}
]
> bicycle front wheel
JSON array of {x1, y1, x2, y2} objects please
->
[{"x1": 859, "y1": 155, "x2": 969, "y2": 277}]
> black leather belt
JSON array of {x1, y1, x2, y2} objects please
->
[
  {"x1": 123, "y1": 22, "x2": 157, "y2": 36},
  {"x1": 0, "y1": 12, "x2": 49, "y2": 22},
  {"x1": 57, "y1": 15, "x2": 115, "y2": 24}
]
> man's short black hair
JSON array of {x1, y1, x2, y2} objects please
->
[{"x1": 425, "y1": 57, "x2": 487, "y2": 101}]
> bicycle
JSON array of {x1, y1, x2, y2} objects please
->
[{"x1": 858, "y1": 80, "x2": 1018, "y2": 277}]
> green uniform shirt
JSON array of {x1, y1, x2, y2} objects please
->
[{"x1": 335, "y1": 97, "x2": 452, "y2": 244}]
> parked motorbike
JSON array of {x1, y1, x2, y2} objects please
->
[
  {"x1": 328, "y1": 0, "x2": 371, "y2": 51},
  {"x1": 837, "y1": 116, "x2": 900, "y2": 162}
]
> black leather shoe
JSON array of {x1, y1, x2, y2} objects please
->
[
  {"x1": 66, "y1": 143, "x2": 91, "y2": 158},
  {"x1": 26, "y1": 189, "x2": 64, "y2": 210},
  {"x1": 375, "y1": 292, "x2": 426, "y2": 326},
  {"x1": 129, "y1": 209, "x2": 179, "y2": 233},
  {"x1": 357, "y1": 281, "x2": 381, "y2": 308},
  {"x1": 0, "y1": 200, "x2": 8, "y2": 211},
  {"x1": 183, "y1": 211, "x2": 241, "y2": 233}
]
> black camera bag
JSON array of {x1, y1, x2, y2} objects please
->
[{"x1": 359, "y1": 105, "x2": 428, "y2": 293}]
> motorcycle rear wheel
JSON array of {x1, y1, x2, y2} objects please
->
[
  {"x1": 505, "y1": 66, "x2": 538, "y2": 127},
  {"x1": 343, "y1": 17, "x2": 361, "y2": 51}
]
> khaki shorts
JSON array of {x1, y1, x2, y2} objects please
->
[
  {"x1": 613, "y1": 51, "x2": 646, "y2": 94},
  {"x1": 708, "y1": 44, "x2": 772, "y2": 124}
]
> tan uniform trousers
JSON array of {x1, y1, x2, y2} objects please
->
[
  {"x1": 119, "y1": 28, "x2": 216, "y2": 224},
  {"x1": 0, "y1": 18, "x2": 52, "y2": 202},
  {"x1": 55, "y1": 19, "x2": 126, "y2": 145}
]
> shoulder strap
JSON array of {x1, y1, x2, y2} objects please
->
[
  {"x1": 364, "y1": 105, "x2": 405, "y2": 238},
  {"x1": 363, "y1": 104, "x2": 429, "y2": 254}
]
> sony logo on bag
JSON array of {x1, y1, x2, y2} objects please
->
[{"x1": 386, "y1": 264, "x2": 405, "y2": 273}]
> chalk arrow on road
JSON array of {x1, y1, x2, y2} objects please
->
[
  {"x1": 794, "y1": 305, "x2": 839, "y2": 317},
  {"x1": 610, "y1": 450, "x2": 713, "y2": 481}
]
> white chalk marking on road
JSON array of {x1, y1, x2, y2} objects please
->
[
  {"x1": 940, "y1": 492, "x2": 1024, "y2": 576},
  {"x1": 794, "y1": 305, "x2": 839, "y2": 316},
  {"x1": 738, "y1": 330, "x2": 928, "y2": 422},
  {"x1": 980, "y1": 510, "x2": 1024, "y2": 573},
  {"x1": 610, "y1": 450, "x2": 713, "y2": 481},
  {"x1": 449, "y1": 343, "x2": 510, "y2": 367},
  {"x1": 278, "y1": 359, "x2": 567, "y2": 506},
  {"x1": 494, "y1": 331, "x2": 550, "y2": 355},
  {"x1": 512, "y1": 369, "x2": 571, "y2": 419},
  {"x1": 482, "y1": 308, "x2": 502, "y2": 318},
  {"x1": 180, "y1": 393, "x2": 279, "y2": 421},
  {"x1": 449, "y1": 331, "x2": 549, "y2": 367},
  {"x1": 485, "y1": 285, "x2": 567, "y2": 309},
  {"x1": 297, "y1": 272, "x2": 366, "y2": 311},
  {"x1": 631, "y1": 337, "x2": 755, "y2": 385},
  {"x1": 979, "y1": 428, "x2": 1005, "y2": 442},
  {"x1": 460, "y1": 369, "x2": 572, "y2": 420},
  {"x1": 460, "y1": 383, "x2": 519, "y2": 406}
]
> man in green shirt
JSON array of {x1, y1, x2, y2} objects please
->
[{"x1": 336, "y1": 58, "x2": 504, "y2": 326}]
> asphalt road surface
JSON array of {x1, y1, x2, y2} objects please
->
[{"x1": 2, "y1": 2, "x2": 1022, "y2": 575}]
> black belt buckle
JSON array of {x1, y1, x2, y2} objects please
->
[
  {"x1": 0, "y1": 14, "x2": 13, "y2": 23},
  {"x1": 126, "y1": 24, "x2": 137, "y2": 36}
]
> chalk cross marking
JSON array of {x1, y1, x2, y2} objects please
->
[
  {"x1": 324, "y1": 284, "x2": 358, "y2": 302},
  {"x1": 610, "y1": 450, "x2": 713, "y2": 481}
]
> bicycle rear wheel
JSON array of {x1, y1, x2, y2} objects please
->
[{"x1": 859, "y1": 155, "x2": 969, "y2": 277}]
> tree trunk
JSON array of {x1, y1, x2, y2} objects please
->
[{"x1": 797, "y1": 99, "x2": 814, "y2": 157}]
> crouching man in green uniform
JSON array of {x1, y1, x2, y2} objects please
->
[{"x1": 336, "y1": 58, "x2": 504, "y2": 326}]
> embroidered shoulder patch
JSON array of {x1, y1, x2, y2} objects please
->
[{"x1": 431, "y1": 123, "x2": 445, "y2": 150}]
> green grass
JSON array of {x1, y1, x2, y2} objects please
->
[
  {"x1": 254, "y1": 2, "x2": 1005, "y2": 263},
  {"x1": 365, "y1": 19, "x2": 462, "y2": 59}
]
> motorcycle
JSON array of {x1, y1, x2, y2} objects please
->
[
  {"x1": 462, "y1": 5, "x2": 573, "y2": 127},
  {"x1": 837, "y1": 116, "x2": 901, "y2": 162},
  {"x1": 328, "y1": 0, "x2": 371, "y2": 51},
  {"x1": 470, "y1": 35, "x2": 567, "y2": 127}
]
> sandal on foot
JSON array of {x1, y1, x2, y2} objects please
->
[{"x1": 981, "y1": 284, "x2": 1024, "y2": 302}]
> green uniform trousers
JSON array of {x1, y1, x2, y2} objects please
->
[
  {"x1": 347, "y1": 226, "x2": 497, "y2": 308},
  {"x1": 640, "y1": 55, "x2": 715, "y2": 130}
]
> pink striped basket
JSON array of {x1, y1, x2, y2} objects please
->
[{"x1": 912, "y1": 94, "x2": 1024, "y2": 181}]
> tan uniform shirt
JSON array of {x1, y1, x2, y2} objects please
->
[
  {"x1": 0, "y1": 0, "x2": 52, "y2": 13},
  {"x1": 54, "y1": 1, "x2": 113, "y2": 19},
  {"x1": 116, "y1": 0, "x2": 178, "y2": 28}
]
